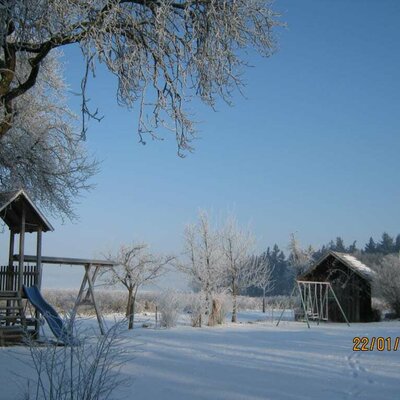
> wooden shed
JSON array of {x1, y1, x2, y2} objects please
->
[{"x1": 300, "y1": 251, "x2": 375, "y2": 322}]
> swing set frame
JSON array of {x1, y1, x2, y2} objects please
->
[{"x1": 276, "y1": 280, "x2": 350, "y2": 328}]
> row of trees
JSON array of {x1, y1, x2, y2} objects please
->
[
  {"x1": 313, "y1": 233, "x2": 400, "y2": 258},
  {"x1": 104, "y1": 212, "x2": 275, "y2": 328},
  {"x1": 101, "y1": 223, "x2": 400, "y2": 328},
  {"x1": 249, "y1": 232, "x2": 400, "y2": 297}
]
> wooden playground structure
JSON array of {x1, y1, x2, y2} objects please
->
[{"x1": 0, "y1": 189, "x2": 116, "y2": 345}]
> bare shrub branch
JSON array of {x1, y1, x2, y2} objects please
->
[{"x1": 22, "y1": 320, "x2": 130, "y2": 400}]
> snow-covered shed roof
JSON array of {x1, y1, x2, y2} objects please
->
[
  {"x1": 331, "y1": 252, "x2": 375, "y2": 280},
  {"x1": 301, "y1": 251, "x2": 375, "y2": 282}
]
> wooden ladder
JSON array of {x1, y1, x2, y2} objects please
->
[{"x1": 0, "y1": 291, "x2": 27, "y2": 346}]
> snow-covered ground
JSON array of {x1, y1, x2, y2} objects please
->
[{"x1": 1, "y1": 312, "x2": 400, "y2": 399}]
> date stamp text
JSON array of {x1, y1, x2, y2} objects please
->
[{"x1": 353, "y1": 337, "x2": 400, "y2": 351}]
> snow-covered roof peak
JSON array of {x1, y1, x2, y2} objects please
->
[{"x1": 332, "y1": 252, "x2": 375, "y2": 280}]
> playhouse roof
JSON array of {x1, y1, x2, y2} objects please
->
[
  {"x1": 0, "y1": 189, "x2": 53, "y2": 233},
  {"x1": 301, "y1": 251, "x2": 375, "y2": 282}
]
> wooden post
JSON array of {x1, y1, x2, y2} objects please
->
[
  {"x1": 85, "y1": 265, "x2": 105, "y2": 335},
  {"x1": 18, "y1": 203, "x2": 26, "y2": 292},
  {"x1": 69, "y1": 272, "x2": 88, "y2": 329},
  {"x1": 298, "y1": 281, "x2": 311, "y2": 328},
  {"x1": 276, "y1": 285, "x2": 296, "y2": 327},
  {"x1": 329, "y1": 285, "x2": 350, "y2": 326},
  {"x1": 5, "y1": 230, "x2": 15, "y2": 325},
  {"x1": 7, "y1": 230, "x2": 14, "y2": 290},
  {"x1": 34, "y1": 227, "x2": 43, "y2": 338},
  {"x1": 83, "y1": 265, "x2": 100, "y2": 302},
  {"x1": 36, "y1": 227, "x2": 42, "y2": 289},
  {"x1": 70, "y1": 265, "x2": 105, "y2": 335}
]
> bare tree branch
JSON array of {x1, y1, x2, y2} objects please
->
[
  {"x1": 105, "y1": 242, "x2": 175, "y2": 329},
  {"x1": 0, "y1": 0, "x2": 281, "y2": 153}
]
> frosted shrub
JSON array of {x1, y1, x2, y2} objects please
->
[
  {"x1": 218, "y1": 294, "x2": 231, "y2": 323},
  {"x1": 23, "y1": 320, "x2": 129, "y2": 400},
  {"x1": 42, "y1": 289, "x2": 159, "y2": 315},
  {"x1": 235, "y1": 295, "x2": 262, "y2": 311},
  {"x1": 209, "y1": 293, "x2": 231, "y2": 326},
  {"x1": 186, "y1": 293, "x2": 204, "y2": 327},
  {"x1": 158, "y1": 290, "x2": 182, "y2": 328},
  {"x1": 374, "y1": 255, "x2": 400, "y2": 318}
]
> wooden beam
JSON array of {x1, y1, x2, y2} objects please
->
[{"x1": 13, "y1": 254, "x2": 117, "y2": 267}]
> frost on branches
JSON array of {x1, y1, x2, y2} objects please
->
[
  {"x1": 0, "y1": 0, "x2": 280, "y2": 154},
  {"x1": 0, "y1": 51, "x2": 97, "y2": 219}
]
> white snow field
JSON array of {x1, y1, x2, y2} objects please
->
[{"x1": 1, "y1": 312, "x2": 399, "y2": 400}]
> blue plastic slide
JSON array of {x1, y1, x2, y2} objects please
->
[{"x1": 23, "y1": 285, "x2": 76, "y2": 345}]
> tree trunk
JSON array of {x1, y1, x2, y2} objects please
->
[
  {"x1": 262, "y1": 288, "x2": 266, "y2": 313},
  {"x1": 128, "y1": 288, "x2": 138, "y2": 330},
  {"x1": 126, "y1": 287, "x2": 135, "y2": 329},
  {"x1": 232, "y1": 278, "x2": 237, "y2": 323},
  {"x1": 205, "y1": 283, "x2": 210, "y2": 316},
  {"x1": 126, "y1": 288, "x2": 133, "y2": 317},
  {"x1": 128, "y1": 299, "x2": 134, "y2": 329}
]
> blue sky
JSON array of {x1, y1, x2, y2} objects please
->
[{"x1": 1, "y1": 0, "x2": 399, "y2": 288}]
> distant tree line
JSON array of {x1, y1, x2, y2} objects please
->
[{"x1": 248, "y1": 232, "x2": 400, "y2": 296}]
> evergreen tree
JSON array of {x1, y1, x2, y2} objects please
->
[
  {"x1": 312, "y1": 245, "x2": 328, "y2": 261},
  {"x1": 268, "y1": 245, "x2": 291, "y2": 295},
  {"x1": 327, "y1": 240, "x2": 335, "y2": 250},
  {"x1": 378, "y1": 232, "x2": 395, "y2": 254},
  {"x1": 334, "y1": 237, "x2": 346, "y2": 252},
  {"x1": 347, "y1": 241, "x2": 357, "y2": 253},
  {"x1": 364, "y1": 237, "x2": 377, "y2": 253},
  {"x1": 395, "y1": 234, "x2": 400, "y2": 253}
]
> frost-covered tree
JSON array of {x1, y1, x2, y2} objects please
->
[
  {"x1": 287, "y1": 233, "x2": 314, "y2": 277},
  {"x1": 180, "y1": 211, "x2": 223, "y2": 326},
  {"x1": 250, "y1": 252, "x2": 274, "y2": 313},
  {"x1": 0, "y1": 51, "x2": 97, "y2": 218},
  {"x1": 373, "y1": 254, "x2": 400, "y2": 317},
  {"x1": 220, "y1": 217, "x2": 255, "y2": 323},
  {"x1": 0, "y1": 0, "x2": 280, "y2": 154},
  {"x1": 106, "y1": 243, "x2": 174, "y2": 329}
]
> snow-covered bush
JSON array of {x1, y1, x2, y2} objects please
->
[{"x1": 158, "y1": 290, "x2": 182, "y2": 328}]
